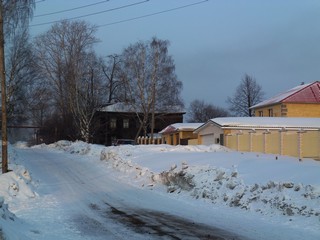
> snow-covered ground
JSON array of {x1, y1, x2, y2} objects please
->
[{"x1": 0, "y1": 141, "x2": 319, "y2": 239}]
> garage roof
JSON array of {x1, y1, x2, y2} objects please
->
[
  {"x1": 195, "y1": 117, "x2": 320, "y2": 132},
  {"x1": 160, "y1": 123, "x2": 203, "y2": 134}
]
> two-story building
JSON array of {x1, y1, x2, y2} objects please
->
[
  {"x1": 250, "y1": 81, "x2": 320, "y2": 117},
  {"x1": 93, "y1": 102, "x2": 185, "y2": 146}
]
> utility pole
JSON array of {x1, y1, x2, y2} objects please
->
[{"x1": 0, "y1": 0, "x2": 8, "y2": 173}]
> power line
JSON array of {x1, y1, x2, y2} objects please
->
[
  {"x1": 30, "y1": 0, "x2": 150, "y2": 27},
  {"x1": 34, "y1": 0, "x2": 110, "y2": 18},
  {"x1": 97, "y1": 0, "x2": 209, "y2": 28}
]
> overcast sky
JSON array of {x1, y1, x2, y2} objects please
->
[{"x1": 30, "y1": 0, "x2": 320, "y2": 109}]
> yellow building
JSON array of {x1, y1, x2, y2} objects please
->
[
  {"x1": 160, "y1": 123, "x2": 203, "y2": 145},
  {"x1": 194, "y1": 117, "x2": 320, "y2": 160},
  {"x1": 251, "y1": 81, "x2": 320, "y2": 117}
]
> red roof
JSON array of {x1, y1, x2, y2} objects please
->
[
  {"x1": 283, "y1": 81, "x2": 320, "y2": 103},
  {"x1": 251, "y1": 81, "x2": 320, "y2": 109}
]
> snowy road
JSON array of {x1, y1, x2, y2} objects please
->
[{"x1": 13, "y1": 147, "x2": 245, "y2": 240}]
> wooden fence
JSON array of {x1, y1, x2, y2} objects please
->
[{"x1": 137, "y1": 136, "x2": 162, "y2": 145}]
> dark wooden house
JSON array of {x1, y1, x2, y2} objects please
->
[{"x1": 93, "y1": 102, "x2": 185, "y2": 146}]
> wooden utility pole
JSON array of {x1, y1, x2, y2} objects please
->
[{"x1": 0, "y1": 0, "x2": 8, "y2": 173}]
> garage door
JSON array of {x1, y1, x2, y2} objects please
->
[{"x1": 201, "y1": 134, "x2": 214, "y2": 145}]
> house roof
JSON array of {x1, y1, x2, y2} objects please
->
[
  {"x1": 194, "y1": 117, "x2": 320, "y2": 132},
  {"x1": 160, "y1": 123, "x2": 203, "y2": 134},
  {"x1": 98, "y1": 102, "x2": 185, "y2": 114},
  {"x1": 251, "y1": 81, "x2": 320, "y2": 109}
]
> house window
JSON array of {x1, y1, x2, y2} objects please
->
[
  {"x1": 259, "y1": 111, "x2": 263, "y2": 117},
  {"x1": 110, "y1": 118, "x2": 117, "y2": 129},
  {"x1": 268, "y1": 109, "x2": 273, "y2": 117},
  {"x1": 123, "y1": 119, "x2": 129, "y2": 128}
]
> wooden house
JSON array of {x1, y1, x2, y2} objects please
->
[
  {"x1": 93, "y1": 102, "x2": 185, "y2": 146},
  {"x1": 250, "y1": 81, "x2": 320, "y2": 117},
  {"x1": 160, "y1": 123, "x2": 203, "y2": 145},
  {"x1": 194, "y1": 117, "x2": 320, "y2": 160}
]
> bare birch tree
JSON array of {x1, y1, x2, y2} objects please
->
[
  {"x1": 227, "y1": 74, "x2": 264, "y2": 117},
  {"x1": 119, "y1": 37, "x2": 184, "y2": 141},
  {"x1": 6, "y1": 29, "x2": 36, "y2": 125},
  {"x1": 33, "y1": 20, "x2": 103, "y2": 142}
]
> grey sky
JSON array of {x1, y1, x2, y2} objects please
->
[{"x1": 30, "y1": 0, "x2": 320, "y2": 109}]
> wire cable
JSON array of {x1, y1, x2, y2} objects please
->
[
  {"x1": 97, "y1": 0, "x2": 208, "y2": 28},
  {"x1": 31, "y1": 0, "x2": 150, "y2": 27},
  {"x1": 34, "y1": 0, "x2": 110, "y2": 18}
]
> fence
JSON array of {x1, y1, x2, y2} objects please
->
[
  {"x1": 137, "y1": 136, "x2": 162, "y2": 145},
  {"x1": 225, "y1": 129, "x2": 320, "y2": 160}
]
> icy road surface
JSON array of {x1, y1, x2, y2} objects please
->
[{"x1": 13, "y1": 147, "x2": 245, "y2": 240}]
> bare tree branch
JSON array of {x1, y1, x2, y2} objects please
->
[{"x1": 227, "y1": 74, "x2": 264, "y2": 117}]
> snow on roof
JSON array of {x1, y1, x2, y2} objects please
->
[
  {"x1": 251, "y1": 82, "x2": 317, "y2": 109},
  {"x1": 210, "y1": 117, "x2": 320, "y2": 129},
  {"x1": 160, "y1": 123, "x2": 203, "y2": 134},
  {"x1": 99, "y1": 102, "x2": 185, "y2": 114},
  {"x1": 99, "y1": 102, "x2": 135, "y2": 112}
]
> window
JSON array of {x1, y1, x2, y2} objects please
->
[
  {"x1": 110, "y1": 118, "x2": 117, "y2": 129},
  {"x1": 123, "y1": 119, "x2": 129, "y2": 128},
  {"x1": 259, "y1": 111, "x2": 263, "y2": 117},
  {"x1": 268, "y1": 108, "x2": 273, "y2": 117}
]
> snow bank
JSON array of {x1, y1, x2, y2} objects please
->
[
  {"x1": 97, "y1": 143, "x2": 320, "y2": 221},
  {"x1": 35, "y1": 140, "x2": 105, "y2": 156},
  {"x1": 0, "y1": 144, "x2": 36, "y2": 203},
  {"x1": 0, "y1": 144, "x2": 36, "y2": 239},
  {"x1": 0, "y1": 196, "x2": 17, "y2": 239},
  {"x1": 154, "y1": 163, "x2": 320, "y2": 218}
]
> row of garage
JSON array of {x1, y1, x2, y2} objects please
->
[{"x1": 160, "y1": 117, "x2": 320, "y2": 160}]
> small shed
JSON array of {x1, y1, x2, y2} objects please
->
[
  {"x1": 195, "y1": 117, "x2": 320, "y2": 159},
  {"x1": 160, "y1": 123, "x2": 203, "y2": 145}
]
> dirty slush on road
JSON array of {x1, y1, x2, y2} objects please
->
[{"x1": 71, "y1": 201, "x2": 246, "y2": 240}]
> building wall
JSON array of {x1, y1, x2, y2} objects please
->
[
  {"x1": 162, "y1": 134, "x2": 173, "y2": 145},
  {"x1": 253, "y1": 104, "x2": 282, "y2": 117},
  {"x1": 188, "y1": 139, "x2": 198, "y2": 145},
  {"x1": 285, "y1": 103, "x2": 320, "y2": 117},
  {"x1": 93, "y1": 112, "x2": 184, "y2": 146},
  {"x1": 224, "y1": 128, "x2": 320, "y2": 160},
  {"x1": 161, "y1": 130, "x2": 198, "y2": 146},
  {"x1": 253, "y1": 103, "x2": 320, "y2": 117},
  {"x1": 302, "y1": 131, "x2": 319, "y2": 159},
  {"x1": 180, "y1": 131, "x2": 197, "y2": 140},
  {"x1": 252, "y1": 133, "x2": 264, "y2": 153},
  {"x1": 267, "y1": 131, "x2": 280, "y2": 154},
  {"x1": 197, "y1": 123, "x2": 224, "y2": 145}
]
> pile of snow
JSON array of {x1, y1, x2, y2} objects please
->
[
  {"x1": 0, "y1": 169, "x2": 36, "y2": 203},
  {"x1": 35, "y1": 140, "x2": 105, "y2": 156},
  {"x1": 0, "y1": 196, "x2": 16, "y2": 239},
  {"x1": 0, "y1": 143, "x2": 37, "y2": 239},
  {"x1": 155, "y1": 164, "x2": 320, "y2": 218},
  {"x1": 0, "y1": 144, "x2": 36, "y2": 204},
  {"x1": 97, "y1": 144, "x2": 320, "y2": 220}
]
